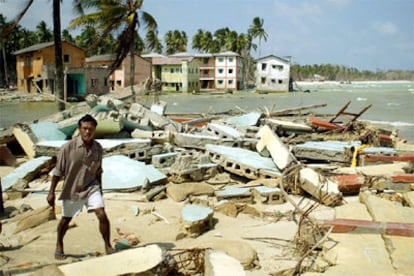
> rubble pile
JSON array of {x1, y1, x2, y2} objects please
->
[{"x1": 1, "y1": 94, "x2": 413, "y2": 275}]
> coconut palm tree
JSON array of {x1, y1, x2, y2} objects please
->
[
  {"x1": 0, "y1": 0, "x2": 33, "y2": 41},
  {"x1": 36, "y1": 21, "x2": 53, "y2": 43},
  {"x1": 165, "y1": 30, "x2": 187, "y2": 55},
  {"x1": 248, "y1": 17, "x2": 268, "y2": 58},
  {"x1": 70, "y1": 0, "x2": 158, "y2": 97},
  {"x1": 0, "y1": 0, "x2": 33, "y2": 88},
  {"x1": 145, "y1": 29, "x2": 163, "y2": 53}
]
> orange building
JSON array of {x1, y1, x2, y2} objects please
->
[{"x1": 13, "y1": 41, "x2": 88, "y2": 96}]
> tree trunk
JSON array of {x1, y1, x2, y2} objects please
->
[
  {"x1": 53, "y1": 0, "x2": 65, "y2": 111},
  {"x1": 130, "y1": 29, "x2": 136, "y2": 102},
  {"x1": 1, "y1": 42, "x2": 8, "y2": 88}
]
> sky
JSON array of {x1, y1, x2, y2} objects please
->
[{"x1": 1, "y1": 0, "x2": 413, "y2": 71}]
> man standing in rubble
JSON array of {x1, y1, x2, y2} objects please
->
[{"x1": 47, "y1": 114, "x2": 115, "y2": 260}]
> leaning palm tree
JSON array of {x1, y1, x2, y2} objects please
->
[
  {"x1": 0, "y1": 0, "x2": 33, "y2": 88},
  {"x1": 248, "y1": 17, "x2": 268, "y2": 58},
  {"x1": 70, "y1": 0, "x2": 157, "y2": 98},
  {"x1": 0, "y1": 0, "x2": 33, "y2": 41}
]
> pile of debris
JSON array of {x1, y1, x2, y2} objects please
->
[{"x1": 1, "y1": 94, "x2": 413, "y2": 275}]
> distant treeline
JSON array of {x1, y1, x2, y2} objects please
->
[{"x1": 290, "y1": 64, "x2": 414, "y2": 81}]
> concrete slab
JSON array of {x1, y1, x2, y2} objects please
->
[
  {"x1": 102, "y1": 155, "x2": 166, "y2": 190},
  {"x1": 205, "y1": 249, "x2": 245, "y2": 276},
  {"x1": 224, "y1": 112, "x2": 262, "y2": 127},
  {"x1": 30, "y1": 122, "x2": 67, "y2": 141},
  {"x1": 58, "y1": 244, "x2": 165, "y2": 275},
  {"x1": 206, "y1": 144, "x2": 281, "y2": 179},
  {"x1": 334, "y1": 162, "x2": 408, "y2": 176},
  {"x1": 293, "y1": 140, "x2": 360, "y2": 163},
  {"x1": 359, "y1": 191, "x2": 414, "y2": 223},
  {"x1": 203, "y1": 123, "x2": 244, "y2": 139},
  {"x1": 299, "y1": 168, "x2": 342, "y2": 206},
  {"x1": 2, "y1": 156, "x2": 53, "y2": 191},
  {"x1": 256, "y1": 125, "x2": 292, "y2": 170}
]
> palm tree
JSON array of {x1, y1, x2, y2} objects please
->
[
  {"x1": 0, "y1": 0, "x2": 33, "y2": 41},
  {"x1": 70, "y1": 0, "x2": 158, "y2": 98},
  {"x1": 248, "y1": 17, "x2": 268, "y2": 58},
  {"x1": 53, "y1": 0, "x2": 65, "y2": 111},
  {"x1": 165, "y1": 30, "x2": 187, "y2": 55},
  {"x1": 145, "y1": 29, "x2": 163, "y2": 53},
  {"x1": 36, "y1": 21, "x2": 53, "y2": 43},
  {"x1": 0, "y1": 0, "x2": 33, "y2": 88}
]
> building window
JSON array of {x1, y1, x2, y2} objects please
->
[
  {"x1": 218, "y1": 68, "x2": 223, "y2": 74},
  {"x1": 278, "y1": 79, "x2": 283, "y2": 84},
  {"x1": 91, "y1": 79, "x2": 98, "y2": 87},
  {"x1": 229, "y1": 57, "x2": 233, "y2": 62},
  {"x1": 261, "y1": 77, "x2": 266, "y2": 84},
  {"x1": 176, "y1": 68, "x2": 180, "y2": 73},
  {"x1": 261, "y1": 63, "x2": 267, "y2": 70},
  {"x1": 228, "y1": 80, "x2": 233, "y2": 85},
  {"x1": 104, "y1": 78, "x2": 108, "y2": 86},
  {"x1": 63, "y1": 54, "x2": 70, "y2": 63},
  {"x1": 117, "y1": 80, "x2": 122, "y2": 86},
  {"x1": 170, "y1": 68, "x2": 174, "y2": 73},
  {"x1": 271, "y1": 79, "x2": 276, "y2": 83},
  {"x1": 218, "y1": 58, "x2": 224, "y2": 63},
  {"x1": 218, "y1": 80, "x2": 223, "y2": 85},
  {"x1": 228, "y1": 69, "x2": 233, "y2": 74}
]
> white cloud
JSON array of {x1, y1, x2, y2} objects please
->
[{"x1": 372, "y1": 21, "x2": 398, "y2": 35}]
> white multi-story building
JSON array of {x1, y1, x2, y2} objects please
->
[
  {"x1": 214, "y1": 51, "x2": 242, "y2": 91},
  {"x1": 255, "y1": 55, "x2": 291, "y2": 92}
]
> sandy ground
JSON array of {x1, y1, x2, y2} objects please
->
[{"x1": 0, "y1": 165, "x2": 338, "y2": 275}]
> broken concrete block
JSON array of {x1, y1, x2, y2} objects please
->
[
  {"x1": 166, "y1": 182, "x2": 215, "y2": 202},
  {"x1": 299, "y1": 168, "x2": 343, "y2": 206},
  {"x1": 180, "y1": 204, "x2": 214, "y2": 238},
  {"x1": 57, "y1": 113, "x2": 84, "y2": 136},
  {"x1": 2, "y1": 156, "x2": 53, "y2": 191},
  {"x1": 173, "y1": 132, "x2": 222, "y2": 150},
  {"x1": 251, "y1": 186, "x2": 284, "y2": 204},
  {"x1": 202, "y1": 123, "x2": 244, "y2": 139},
  {"x1": 58, "y1": 244, "x2": 166, "y2": 275},
  {"x1": 204, "y1": 249, "x2": 245, "y2": 276},
  {"x1": 215, "y1": 187, "x2": 252, "y2": 203},
  {"x1": 12, "y1": 126, "x2": 37, "y2": 159},
  {"x1": 293, "y1": 140, "x2": 360, "y2": 163},
  {"x1": 150, "y1": 101, "x2": 167, "y2": 115},
  {"x1": 30, "y1": 122, "x2": 67, "y2": 141},
  {"x1": 152, "y1": 152, "x2": 178, "y2": 168},
  {"x1": 206, "y1": 144, "x2": 281, "y2": 180},
  {"x1": 256, "y1": 125, "x2": 293, "y2": 170}
]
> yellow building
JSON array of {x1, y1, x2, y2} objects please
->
[{"x1": 151, "y1": 57, "x2": 199, "y2": 93}]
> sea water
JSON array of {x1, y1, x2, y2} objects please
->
[{"x1": 1, "y1": 81, "x2": 413, "y2": 142}]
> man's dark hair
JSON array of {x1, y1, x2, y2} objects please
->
[{"x1": 78, "y1": 114, "x2": 98, "y2": 127}]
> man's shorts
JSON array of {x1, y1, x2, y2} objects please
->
[{"x1": 62, "y1": 190, "x2": 105, "y2": 217}]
